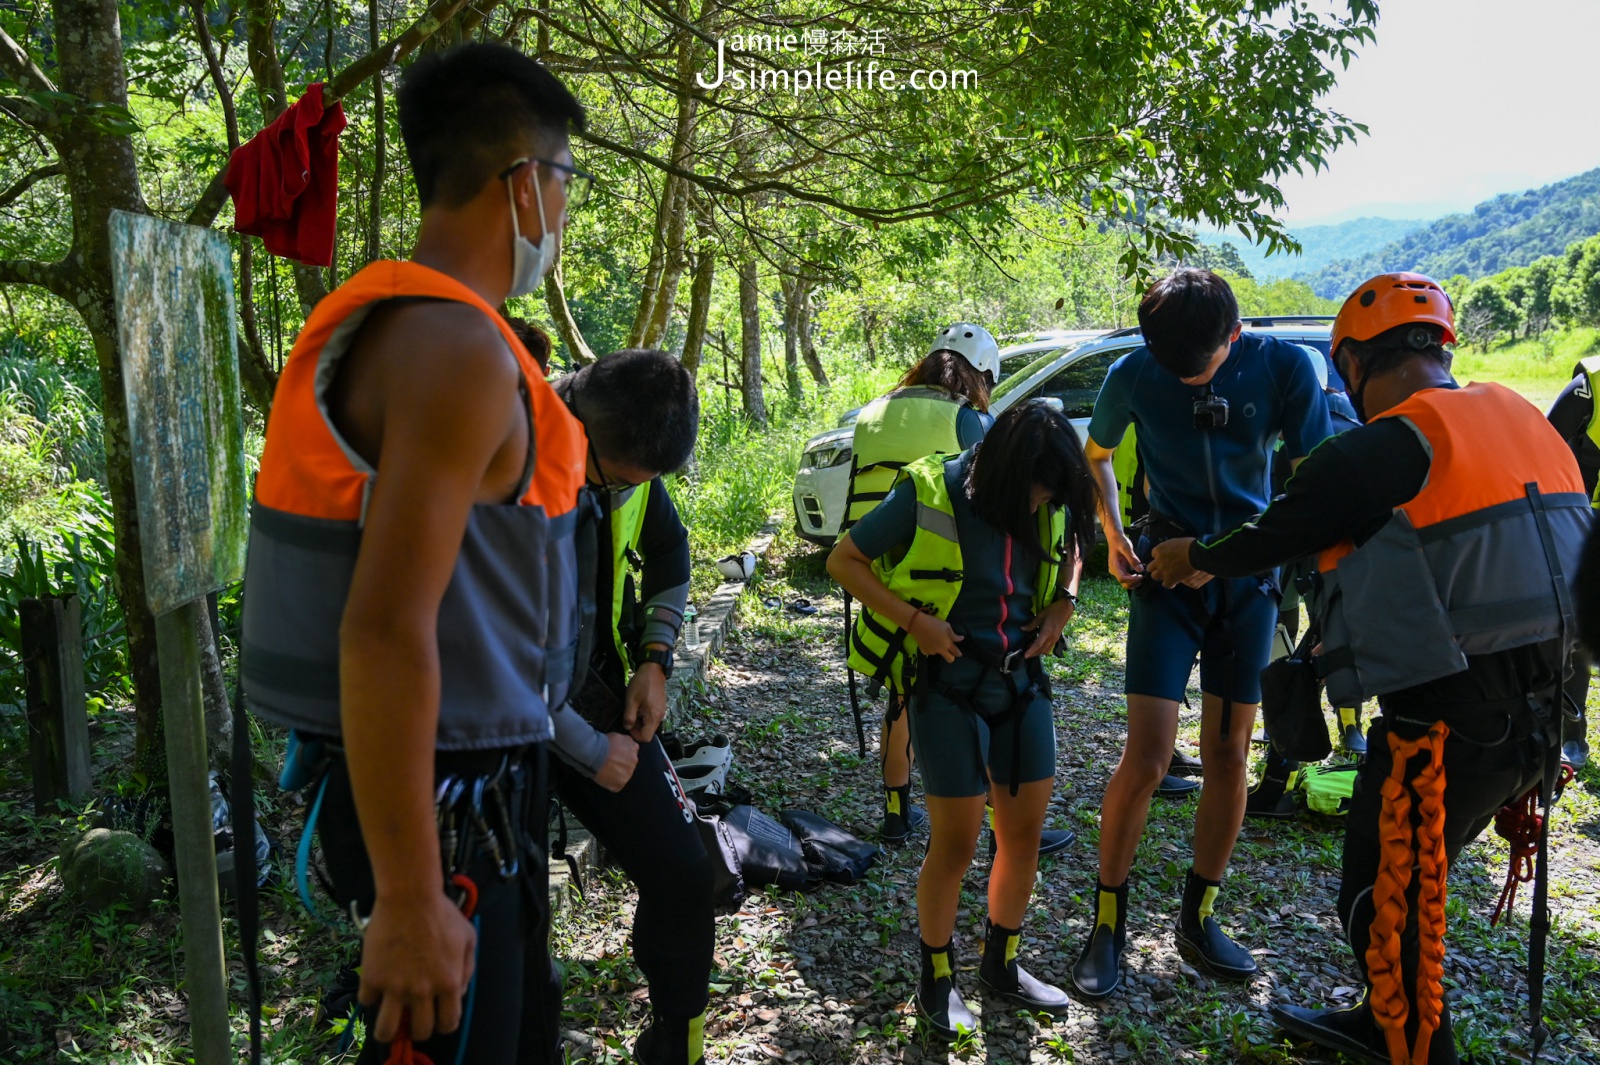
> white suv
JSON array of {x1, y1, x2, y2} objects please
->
[{"x1": 791, "y1": 318, "x2": 1337, "y2": 545}]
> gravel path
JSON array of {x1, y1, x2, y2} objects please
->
[{"x1": 553, "y1": 536, "x2": 1600, "y2": 1065}]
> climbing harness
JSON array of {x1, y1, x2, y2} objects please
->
[
  {"x1": 1366, "y1": 721, "x2": 1449, "y2": 1065},
  {"x1": 918, "y1": 644, "x2": 1047, "y2": 797}
]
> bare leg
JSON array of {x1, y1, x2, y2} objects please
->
[
  {"x1": 916, "y1": 794, "x2": 988, "y2": 946},
  {"x1": 1096, "y1": 695, "x2": 1180, "y2": 885},
  {"x1": 988, "y1": 778, "x2": 1054, "y2": 926},
  {"x1": 1192, "y1": 694, "x2": 1256, "y2": 880},
  {"x1": 882, "y1": 706, "x2": 914, "y2": 789}
]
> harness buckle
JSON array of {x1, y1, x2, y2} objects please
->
[{"x1": 999, "y1": 647, "x2": 1027, "y2": 674}]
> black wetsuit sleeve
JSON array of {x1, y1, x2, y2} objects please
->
[
  {"x1": 956, "y1": 406, "x2": 991, "y2": 449},
  {"x1": 1547, "y1": 374, "x2": 1600, "y2": 498},
  {"x1": 1190, "y1": 419, "x2": 1431, "y2": 578}
]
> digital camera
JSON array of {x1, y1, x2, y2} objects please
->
[{"x1": 1193, "y1": 387, "x2": 1229, "y2": 429}]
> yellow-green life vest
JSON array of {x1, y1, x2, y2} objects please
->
[
  {"x1": 1111, "y1": 424, "x2": 1140, "y2": 528},
  {"x1": 609, "y1": 481, "x2": 651, "y2": 671},
  {"x1": 847, "y1": 455, "x2": 1068, "y2": 692},
  {"x1": 1577, "y1": 355, "x2": 1600, "y2": 508},
  {"x1": 845, "y1": 385, "x2": 970, "y2": 530}
]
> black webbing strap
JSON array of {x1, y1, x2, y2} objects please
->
[
  {"x1": 908, "y1": 568, "x2": 964, "y2": 582},
  {"x1": 843, "y1": 591, "x2": 867, "y2": 757},
  {"x1": 1524, "y1": 482, "x2": 1573, "y2": 1062},
  {"x1": 230, "y1": 583, "x2": 263, "y2": 1065}
]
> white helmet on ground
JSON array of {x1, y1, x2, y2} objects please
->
[
  {"x1": 671, "y1": 733, "x2": 732, "y2": 797},
  {"x1": 928, "y1": 323, "x2": 1001, "y2": 382}
]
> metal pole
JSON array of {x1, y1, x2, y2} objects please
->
[{"x1": 155, "y1": 600, "x2": 231, "y2": 1064}]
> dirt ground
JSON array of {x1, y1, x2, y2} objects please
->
[{"x1": 553, "y1": 533, "x2": 1600, "y2": 1065}]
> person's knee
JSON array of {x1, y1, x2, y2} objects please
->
[
  {"x1": 1115, "y1": 746, "x2": 1170, "y2": 793},
  {"x1": 1200, "y1": 738, "x2": 1250, "y2": 778}
]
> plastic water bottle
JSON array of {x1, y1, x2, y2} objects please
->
[{"x1": 683, "y1": 605, "x2": 699, "y2": 649}]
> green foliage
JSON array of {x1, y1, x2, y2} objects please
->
[
  {"x1": 1451, "y1": 327, "x2": 1600, "y2": 410},
  {"x1": 1451, "y1": 232, "x2": 1600, "y2": 349},
  {"x1": 1220, "y1": 272, "x2": 1338, "y2": 317},
  {"x1": 1303, "y1": 167, "x2": 1600, "y2": 298}
]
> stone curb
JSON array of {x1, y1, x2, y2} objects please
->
[{"x1": 547, "y1": 513, "x2": 786, "y2": 908}]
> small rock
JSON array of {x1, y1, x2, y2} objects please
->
[{"x1": 59, "y1": 828, "x2": 169, "y2": 913}]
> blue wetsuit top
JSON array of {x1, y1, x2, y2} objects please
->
[{"x1": 1087, "y1": 331, "x2": 1332, "y2": 536}]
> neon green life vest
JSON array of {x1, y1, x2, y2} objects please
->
[
  {"x1": 847, "y1": 455, "x2": 1068, "y2": 693},
  {"x1": 845, "y1": 386, "x2": 970, "y2": 530},
  {"x1": 1111, "y1": 424, "x2": 1140, "y2": 528},
  {"x1": 1577, "y1": 355, "x2": 1600, "y2": 508},
  {"x1": 609, "y1": 481, "x2": 651, "y2": 672}
]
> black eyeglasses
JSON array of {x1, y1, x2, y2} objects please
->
[{"x1": 498, "y1": 157, "x2": 594, "y2": 210}]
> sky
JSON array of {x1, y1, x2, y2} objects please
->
[{"x1": 1269, "y1": 0, "x2": 1600, "y2": 228}]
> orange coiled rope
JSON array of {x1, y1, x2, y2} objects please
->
[{"x1": 1365, "y1": 721, "x2": 1449, "y2": 1065}]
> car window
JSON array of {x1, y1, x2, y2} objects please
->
[
  {"x1": 993, "y1": 349, "x2": 1064, "y2": 403},
  {"x1": 1035, "y1": 350, "x2": 1121, "y2": 418}
]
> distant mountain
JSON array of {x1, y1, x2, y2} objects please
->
[
  {"x1": 1297, "y1": 167, "x2": 1600, "y2": 298},
  {"x1": 1197, "y1": 216, "x2": 1426, "y2": 281}
]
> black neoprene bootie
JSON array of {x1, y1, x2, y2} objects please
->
[
  {"x1": 1245, "y1": 753, "x2": 1300, "y2": 820},
  {"x1": 1274, "y1": 993, "x2": 1461, "y2": 1064},
  {"x1": 916, "y1": 939, "x2": 975, "y2": 1039},
  {"x1": 1070, "y1": 880, "x2": 1126, "y2": 999},
  {"x1": 978, "y1": 919, "x2": 1070, "y2": 1013},
  {"x1": 1175, "y1": 869, "x2": 1258, "y2": 980},
  {"x1": 1338, "y1": 705, "x2": 1368, "y2": 756},
  {"x1": 880, "y1": 785, "x2": 926, "y2": 845},
  {"x1": 633, "y1": 1011, "x2": 707, "y2": 1065}
]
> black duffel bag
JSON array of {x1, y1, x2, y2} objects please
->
[
  {"x1": 1259, "y1": 625, "x2": 1333, "y2": 762},
  {"x1": 688, "y1": 800, "x2": 747, "y2": 913}
]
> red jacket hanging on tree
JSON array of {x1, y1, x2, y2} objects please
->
[{"x1": 225, "y1": 83, "x2": 347, "y2": 267}]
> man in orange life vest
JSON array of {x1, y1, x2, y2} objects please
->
[
  {"x1": 1150, "y1": 274, "x2": 1588, "y2": 1064},
  {"x1": 241, "y1": 45, "x2": 589, "y2": 1063}
]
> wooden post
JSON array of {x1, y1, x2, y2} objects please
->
[
  {"x1": 20, "y1": 595, "x2": 91, "y2": 814},
  {"x1": 155, "y1": 601, "x2": 231, "y2": 1063}
]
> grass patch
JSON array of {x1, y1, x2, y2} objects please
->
[{"x1": 1452, "y1": 326, "x2": 1600, "y2": 409}]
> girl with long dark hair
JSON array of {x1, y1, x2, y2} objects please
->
[{"x1": 829, "y1": 399, "x2": 1099, "y2": 1036}]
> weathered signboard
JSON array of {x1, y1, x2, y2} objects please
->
[
  {"x1": 109, "y1": 209, "x2": 243, "y2": 1065},
  {"x1": 108, "y1": 210, "x2": 247, "y2": 615}
]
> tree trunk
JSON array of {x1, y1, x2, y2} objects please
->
[
  {"x1": 40, "y1": 0, "x2": 167, "y2": 773},
  {"x1": 680, "y1": 246, "x2": 715, "y2": 381},
  {"x1": 629, "y1": 9, "x2": 698, "y2": 348},
  {"x1": 642, "y1": 177, "x2": 691, "y2": 347},
  {"x1": 862, "y1": 307, "x2": 879, "y2": 363},
  {"x1": 779, "y1": 273, "x2": 802, "y2": 401},
  {"x1": 196, "y1": 605, "x2": 231, "y2": 772},
  {"x1": 800, "y1": 281, "x2": 829, "y2": 389},
  {"x1": 366, "y1": 0, "x2": 386, "y2": 265},
  {"x1": 542, "y1": 260, "x2": 595, "y2": 366},
  {"x1": 738, "y1": 258, "x2": 766, "y2": 425}
]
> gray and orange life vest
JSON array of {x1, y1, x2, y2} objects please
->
[
  {"x1": 1312, "y1": 382, "x2": 1590, "y2": 706},
  {"x1": 240, "y1": 261, "x2": 588, "y2": 749}
]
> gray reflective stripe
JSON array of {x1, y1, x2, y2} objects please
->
[
  {"x1": 1415, "y1": 493, "x2": 1589, "y2": 545},
  {"x1": 249, "y1": 499, "x2": 361, "y2": 551},
  {"x1": 1449, "y1": 594, "x2": 1561, "y2": 636},
  {"x1": 241, "y1": 642, "x2": 341, "y2": 699},
  {"x1": 915, "y1": 502, "x2": 959, "y2": 542}
]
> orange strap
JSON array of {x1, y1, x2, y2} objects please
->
[{"x1": 1366, "y1": 721, "x2": 1449, "y2": 1065}]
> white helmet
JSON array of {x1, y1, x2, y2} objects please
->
[
  {"x1": 672, "y1": 733, "x2": 732, "y2": 797},
  {"x1": 928, "y1": 323, "x2": 1001, "y2": 382},
  {"x1": 1296, "y1": 343, "x2": 1329, "y2": 391}
]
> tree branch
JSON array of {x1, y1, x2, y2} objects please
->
[
  {"x1": 184, "y1": 0, "x2": 498, "y2": 231},
  {"x1": 0, "y1": 25, "x2": 57, "y2": 94},
  {"x1": 0, "y1": 256, "x2": 71, "y2": 298},
  {"x1": 0, "y1": 161, "x2": 61, "y2": 209}
]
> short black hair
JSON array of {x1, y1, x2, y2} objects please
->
[
  {"x1": 1137, "y1": 268, "x2": 1240, "y2": 378},
  {"x1": 556, "y1": 349, "x2": 699, "y2": 474},
  {"x1": 397, "y1": 43, "x2": 586, "y2": 209},
  {"x1": 964, "y1": 399, "x2": 1099, "y2": 568},
  {"x1": 506, "y1": 317, "x2": 553, "y2": 373}
]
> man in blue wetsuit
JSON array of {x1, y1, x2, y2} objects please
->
[{"x1": 1070, "y1": 268, "x2": 1331, "y2": 998}]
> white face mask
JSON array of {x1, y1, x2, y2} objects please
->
[{"x1": 506, "y1": 163, "x2": 561, "y2": 299}]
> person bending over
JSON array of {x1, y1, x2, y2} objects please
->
[
  {"x1": 551, "y1": 350, "x2": 715, "y2": 1065},
  {"x1": 1150, "y1": 273, "x2": 1588, "y2": 1064},
  {"x1": 829, "y1": 399, "x2": 1097, "y2": 1037},
  {"x1": 1072, "y1": 268, "x2": 1331, "y2": 998}
]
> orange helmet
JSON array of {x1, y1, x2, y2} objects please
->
[{"x1": 1330, "y1": 272, "x2": 1456, "y2": 358}]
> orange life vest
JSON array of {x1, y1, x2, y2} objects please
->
[
  {"x1": 242, "y1": 261, "x2": 589, "y2": 748},
  {"x1": 1313, "y1": 382, "x2": 1589, "y2": 705}
]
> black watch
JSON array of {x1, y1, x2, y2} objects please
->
[
  {"x1": 639, "y1": 647, "x2": 674, "y2": 678},
  {"x1": 1056, "y1": 587, "x2": 1079, "y2": 606}
]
